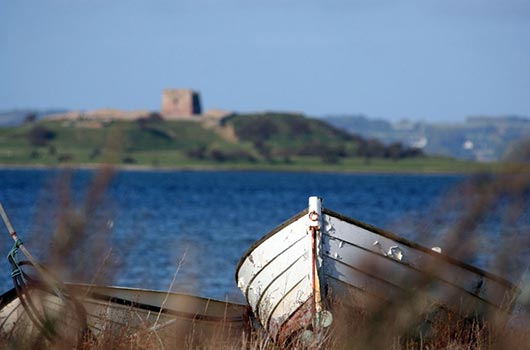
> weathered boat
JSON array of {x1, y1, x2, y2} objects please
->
[
  {"x1": 235, "y1": 196, "x2": 519, "y2": 341},
  {"x1": 0, "y1": 282, "x2": 247, "y2": 348},
  {"x1": 0, "y1": 203, "x2": 247, "y2": 348}
]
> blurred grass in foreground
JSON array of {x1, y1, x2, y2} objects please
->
[{"x1": 0, "y1": 149, "x2": 529, "y2": 349}]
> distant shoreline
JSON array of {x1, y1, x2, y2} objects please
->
[{"x1": 0, "y1": 162, "x2": 501, "y2": 175}]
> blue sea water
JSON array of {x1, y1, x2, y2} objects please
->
[{"x1": 0, "y1": 169, "x2": 512, "y2": 301}]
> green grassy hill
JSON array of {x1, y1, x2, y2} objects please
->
[
  {"x1": 227, "y1": 113, "x2": 424, "y2": 162},
  {"x1": 0, "y1": 113, "x2": 500, "y2": 173}
]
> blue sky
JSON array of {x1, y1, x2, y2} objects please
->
[{"x1": 1, "y1": 0, "x2": 529, "y2": 121}]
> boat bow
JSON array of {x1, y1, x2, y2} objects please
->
[{"x1": 236, "y1": 196, "x2": 520, "y2": 341}]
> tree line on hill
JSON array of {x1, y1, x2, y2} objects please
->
[
  {"x1": 221, "y1": 113, "x2": 423, "y2": 164},
  {"x1": 21, "y1": 112, "x2": 423, "y2": 165}
]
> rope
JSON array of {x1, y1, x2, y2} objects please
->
[
  {"x1": 6, "y1": 241, "x2": 89, "y2": 345},
  {"x1": 7, "y1": 241, "x2": 26, "y2": 281},
  {"x1": 1, "y1": 203, "x2": 90, "y2": 345}
]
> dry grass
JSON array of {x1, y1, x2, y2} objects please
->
[{"x1": 1, "y1": 156, "x2": 530, "y2": 349}]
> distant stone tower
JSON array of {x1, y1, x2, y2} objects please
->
[{"x1": 161, "y1": 89, "x2": 202, "y2": 118}]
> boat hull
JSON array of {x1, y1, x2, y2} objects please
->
[
  {"x1": 321, "y1": 209, "x2": 515, "y2": 316},
  {"x1": 0, "y1": 283, "x2": 246, "y2": 348},
  {"x1": 236, "y1": 210, "x2": 313, "y2": 341},
  {"x1": 235, "y1": 199, "x2": 519, "y2": 341}
]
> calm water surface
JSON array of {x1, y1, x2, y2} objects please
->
[{"x1": 0, "y1": 169, "x2": 468, "y2": 300}]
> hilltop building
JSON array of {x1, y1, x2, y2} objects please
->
[
  {"x1": 44, "y1": 88, "x2": 234, "y2": 125},
  {"x1": 161, "y1": 89, "x2": 202, "y2": 118}
]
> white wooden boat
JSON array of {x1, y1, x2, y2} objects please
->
[
  {"x1": 235, "y1": 196, "x2": 519, "y2": 341},
  {"x1": 0, "y1": 283, "x2": 247, "y2": 348}
]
